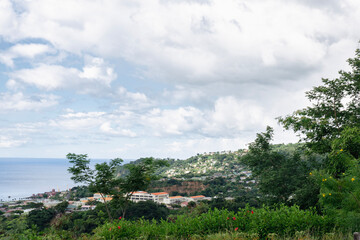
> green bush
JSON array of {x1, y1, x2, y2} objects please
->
[{"x1": 93, "y1": 205, "x2": 334, "y2": 239}]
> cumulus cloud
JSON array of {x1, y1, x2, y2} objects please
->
[
  {"x1": 0, "y1": 92, "x2": 58, "y2": 111},
  {"x1": 50, "y1": 111, "x2": 107, "y2": 130},
  {"x1": 0, "y1": 43, "x2": 54, "y2": 67},
  {"x1": 202, "y1": 96, "x2": 272, "y2": 136},
  {"x1": 142, "y1": 106, "x2": 204, "y2": 136},
  {"x1": 0, "y1": 0, "x2": 359, "y2": 158},
  {"x1": 48, "y1": 110, "x2": 137, "y2": 139},
  {"x1": 9, "y1": 56, "x2": 116, "y2": 93},
  {"x1": 140, "y1": 96, "x2": 271, "y2": 138},
  {"x1": 10, "y1": 65, "x2": 78, "y2": 90},
  {"x1": 100, "y1": 122, "x2": 137, "y2": 137},
  {"x1": 1, "y1": 0, "x2": 358, "y2": 85},
  {"x1": 0, "y1": 136, "x2": 27, "y2": 148},
  {"x1": 0, "y1": 0, "x2": 17, "y2": 38},
  {"x1": 162, "y1": 85, "x2": 207, "y2": 105},
  {"x1": 116, "y1": 87, "x2": 148, "y2": 102}
]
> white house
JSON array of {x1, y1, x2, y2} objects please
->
[
  {"x1": 129, "y1": 191, "x2": 154, "y2": 202},
  {"x1": 164, "y1": 196, "x2": 187, "y2": 204},
  {"x1": 151, "y1": 192, "x2": 169, "y2": 203}
]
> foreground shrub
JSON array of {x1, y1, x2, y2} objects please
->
[{"x1": 93, "y1": 205, "x2": 334, "y2": 239}]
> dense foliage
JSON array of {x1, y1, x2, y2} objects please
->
[
  {"x1": 278, "y1": 48, "x2": 360, "y2": 154},
  {"x1": 241, "y1": 127, "x2": 323, "y2": 209},
  {"x1": 94, "y1": 205, "x2": 333, "y2": 240}
]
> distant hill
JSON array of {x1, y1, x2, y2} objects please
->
[
  {"x1": 116, "y1": 149, "x2": 248, "y2": 179},
  {"x1": 115, "y1": 143, "x2": 305, "y2": 198},
  {"x1": 155, "y1": 150, "x2": 247, "y2": 178}
]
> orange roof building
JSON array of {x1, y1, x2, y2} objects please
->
[
  {"x1": 169, "y1": 196, "x2": 183, "y2": 199},
  {"x1": 151, "y1": 192, "x2": 168, "y2": 196},
  {"x1": 190, "y1": 195, "x2": 206, "y2": 201}
]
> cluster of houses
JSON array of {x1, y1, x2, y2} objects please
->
[
  {"x1": 80, "y1": 191, "x2": 209, "y2": 209},
  {"x1": 201, "y1": 149, "x2": 247, "y2": 156},
  {"x1": 129, "y1": 191, "x2": 209, "y2": 207},
  {"x1": 0, "y1": 191, "x2": 210, "y2": 217}
]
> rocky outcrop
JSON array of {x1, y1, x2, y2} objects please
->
[{"x1": 153, "y1": 181, "x2": 207, "y2": 195}]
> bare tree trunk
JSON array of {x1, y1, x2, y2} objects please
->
[{"x1": 121, "y1": 193, "x2": 133, "y2": 218}]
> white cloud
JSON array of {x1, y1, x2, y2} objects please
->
[
  {"x1": 1, "y1": 0, "x2": 358, "y2": 85},
  {"x1": 140, "y1": 96, "x2": 271, "y2": 138},
  {"x1": 0, "y1": 0, "x2": 359, "y2": 158},
  {"x1": 49, "y1": 111, "x2": 137, "y2": 138},
  {"x1": 142, "y1": 106, "x2": 204, "y2": 136},
  {"x1": 10, "y1": 64, "x2": 78, "y2": 90},
  {"x1": 60, "y1": 111, "x2": 106, "y2": 119},
  {"x1": 202, "y1": 96, "x2": 272, "y2": 136},
  {"x1": 6, "y1": 79, "x2": 22, "y2": 90},
  {"x1": 0, "y1": 136, "x2": 27, "y2": 148},
  {"x1": 10, "y1": 56, "x2": 116, "y2": 93},
  {"x1": 0, "y1": 92, "x2": 58, "y2": 111},
  {"x1": 50, "y1": 111, "x2": 106, "y2": 130},
  {"x1": 0, "y1": 43, "x2": 54, "y2": 67},
  {"x1": 79, "y1": 56, "x2": 116, "y2": 87},
  {"x1": 0, "y1": 0, "x2": 17, "y2": 38},
  {"x1": 162, "y1": 85, "x2": 207, "y2": 104},
  {"x1": 116, "y1": 87, "x2": 148, "y2": 102},
  {"x1": 100, "y1": 122, "x2": 137, "y2": 137}
]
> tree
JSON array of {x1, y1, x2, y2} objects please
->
[
  {"x1": 309, "y1": 126, "x2": 360, "y2": 231},
  {"x1": 54, "y1": 201, "x2": 69, "y2": 214},
  {"x1": 27, "y1": 208, "x2": 56, "y2": 230},
  {"x1": 277, "y1": 44, "x2": 360, "y2": 228},
  {"x1": 67, "y1": 153, "x2": 122, "y2": 221},
  {"x1": 125, "y1": 201, "x2": 169, "y2": 221},
  {"x1": 67, "y1": 154, "x2": 168, "y2": 220},
  {"x1": 115, "y1": 157, "x2": 169, "y2": 218},
  {"x1": 278, "y1": 47, "x2": 360, "y2": 154},
  {"x1": 241, "y1": 126, "x2": 320, "y2": 208}
]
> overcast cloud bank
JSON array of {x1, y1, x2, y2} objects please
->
[{"x1": 0, "y1": 0, "x2": 359, "y2": 159}]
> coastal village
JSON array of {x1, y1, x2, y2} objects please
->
[
  {"x1": 0, "y1": 189, "x2": 212, "y2": 217},
  {"x1": 0, "y1": 150, "x2": 257, "y2": 219}
]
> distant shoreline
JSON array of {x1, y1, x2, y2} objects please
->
[{"x1": 0, "y1": 158, "x2": 133, "y2": 201}]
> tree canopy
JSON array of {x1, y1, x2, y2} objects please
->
[
  {"x1": 278, "y1": 48, "x2": 360, "y2": 153},
  {"x1": 67, "y1": 154, "x2": 168, "y2": 220},
  {"x1": 241, "y1": 126, "x2": 320, "y2": 208}
]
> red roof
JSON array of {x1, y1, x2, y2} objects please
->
[
  {"x1": 151, "y1": 192, "x2": 169, "y2": 196},
  {"x1": 190, "y1": 195, "x2": 205, "y2": 198},
  {"x1": 170, "y1": 196, "x2": 183, "y2": 199}
]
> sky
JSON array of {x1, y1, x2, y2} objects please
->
[{"x1": 0, "y1": 0, "x2": 359, "y2": 160}]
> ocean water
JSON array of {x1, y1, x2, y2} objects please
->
[{"x1": 0, "y1": 158, "x2": 129, "y2": 201}]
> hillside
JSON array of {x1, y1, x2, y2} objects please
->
[
  {"x1": 116, "y1": 150, "x2": 250, "y2": 180},
  {"x1": 115, "y1": 144, "x2": 305, "y2": 198},
  {"x1": 118, "y1": 143, "x2": 304, "y2": 179},
  {"x1": 156, "y1": 150, "x2": 247, "y2": 178}
]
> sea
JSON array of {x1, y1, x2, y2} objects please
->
[{"x1": 0, "y1": 158, "x2": 131, "y2": 201}]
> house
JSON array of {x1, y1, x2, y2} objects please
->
[
  {"x1": 66, "y1": 204, "x2": 77, "y2": 212},
  {"x1": 151, "y1": 192, "x2": 169, "y2": 203},
  {"x1": 43, "y1": 200, "x2": 61, "y2": 208},
  {"x1": 81, "y1": 205, "x2": 96, "y2": 211},
  {"x1": 23, "y1": 208, "x2": 36, "y2": 215},
  {"x1": 189, "y1": 195, "x2": 206, "y2": 201},
  {"x1": 129, "y1": 191, "x2": 154, "y2": 202},
  {"x1": 88, "y1": 193, "x2": 113, "y2": 203},
  {"x1": 164, "y1": 196, "x2": 186, "y2": 204}
]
